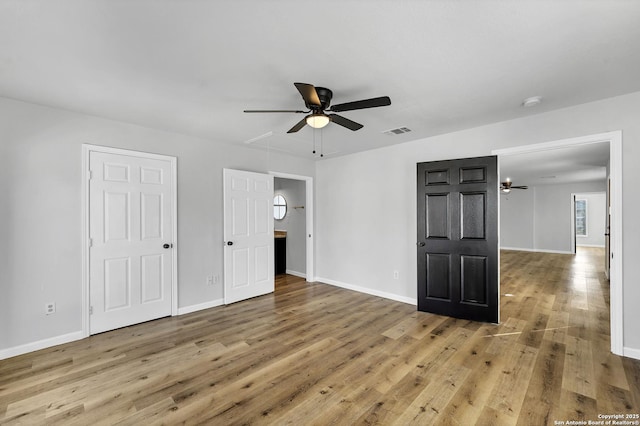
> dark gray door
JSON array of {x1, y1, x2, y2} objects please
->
[{"x1": 417, "y1": 156, "x2": 499, "y2": 323}]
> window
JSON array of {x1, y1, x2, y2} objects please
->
[
  {"x1": 274, "y1": 194, "x2": 287, "y2": 220},
  {"x1": 575, "y1": 199, "x2": 587, "y2": 236}
]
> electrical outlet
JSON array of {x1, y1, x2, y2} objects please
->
[
  {"x1": 46, "y1": 303, "x2": 56, "y2": 315},
  {"x1": 393, "y1": 270, "x2": 399, "y2": 280},
  {"x1": 207, "y1": 275, "x2": 214, "y2": 286}
]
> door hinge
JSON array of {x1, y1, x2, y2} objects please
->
[
  {"x1": 89, "y1": 306, "x2": 93, "y2": 315},
  {"x1": 88, "y1": 238, "x2": 93, "y2": 248},
  {"x1": 88, "y1": 170, "x2": 93, "y2": 180}
]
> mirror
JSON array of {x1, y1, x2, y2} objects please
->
[{"x1": 274, "y1": 194, "x2": 287, "y2": 220}]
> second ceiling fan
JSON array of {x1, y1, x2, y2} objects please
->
[
  {"x1": 244, "y1": 82, "x2": 391, "y2": 133},
  {"x1": 500, "y1": 179, "x2": 528, "y2": 193}
]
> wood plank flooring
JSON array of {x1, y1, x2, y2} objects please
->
[{"x1": 1, "y1": 248, "x2": 639, "y2": 425}]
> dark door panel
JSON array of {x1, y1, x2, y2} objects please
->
[{"x1": 417, "y1": 156, "x2": 498, "y2": 323}]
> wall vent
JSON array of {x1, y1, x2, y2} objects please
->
[{"x1": 383, "y1": 127, "x2": 412, "y2": 136}]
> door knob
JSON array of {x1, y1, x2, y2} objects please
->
[
  {"x1": 226, "y1": 241, "x2": 234, "y2": 246},
  {"x1": 163, "y1": 243, "x2": 172, "y2": 249},
  {"x1": 417, "y1": 242, "x2": 425, "y2": 247}
]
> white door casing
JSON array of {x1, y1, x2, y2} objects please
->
[
  {"x1": 223, "y1": 169, "x2": 274, "y2": 304},
  {"x1": 86, "y1": 147, "x2": 176, "y2": 335},
  {"x1": 492, "y1": 130, "x2": 623, "y2": 355}
]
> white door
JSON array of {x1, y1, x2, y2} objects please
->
[
  {"x1": 223, "y1": 169, "x2": 274, "y2": 304},
  {"x1": 89, "y1": 151, "x2": 174, "y2": 334}
]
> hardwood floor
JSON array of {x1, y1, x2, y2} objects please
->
[{"x1": 1, "y1": 248, "x2": 639, "y2": 425}]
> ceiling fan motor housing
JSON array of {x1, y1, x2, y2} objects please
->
[{"x1": 312, "y1": 87, "x2": 333, "y2": 110}]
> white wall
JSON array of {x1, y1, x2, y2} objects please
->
[
  {"x1": 4, "y1": 90, "x2": 640, "y2": 358},
  {"x1": 500, "y1": 188, "x2": 535, "y2": 249},
  {"x1": 0, "y1": 97, "x2": 315, "y2": 354},
  {"x1": 501, "y1": 182, "x2": 606, "y2": 252},
  {"x1": 315, "y1": 90, "x2": 640, "y2": 353},
  {"x1": 274, "y1": 178, "x2": 306, "y2": 276},
  {"x1": 575, "y1": 192, "x2": 607, "y2": 247},
  {"x1": 535, "y1": 184, "x2": 607, "y2": 251}
]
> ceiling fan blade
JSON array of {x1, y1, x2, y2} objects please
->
[
  {"x1": 244, "y1": 109, "x2": 307, "y2": 113},
  {"x1": 294, "y1": 83, "x2": 321, "y2": 108},
  {"x1": 287, "y1": 117, "x2": 308, "y2": 133},
  {"x1": 512, "y1": 186, "x2": 528, "y2": 189},
  {"x1": 329, "y1": 96, "x2": 391, "y2": 112},
  {"x1": 329, "y1": 114, "x2": 363, "y2": 131}
]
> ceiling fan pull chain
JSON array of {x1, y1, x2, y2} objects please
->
[
  {"x1": 312, "y1": 128, "x2": 316, "y2": 154},
  {"x1": 320, "y1": 130, "x2": 324, "y2": 158}
]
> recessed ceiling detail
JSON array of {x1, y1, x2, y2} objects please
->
[
  {"x1": 500, "y1": 142, "x2": 610, "y2": 186},
  {"x1": 244, "y1": 131, "x2": 274, "y2": 144}
]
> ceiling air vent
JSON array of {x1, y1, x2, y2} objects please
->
[{"x1": 383, "y1": 127, "x2": 412, "y2": 136}]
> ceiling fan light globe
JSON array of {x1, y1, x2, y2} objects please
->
[
  {"x1": 306, "y1": 114, "x2": 330, "y2": 129},
  {"x1": 502, "y1": 188, "x2": 511, "y2": 193}
]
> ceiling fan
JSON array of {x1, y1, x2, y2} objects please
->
[
  {"x1": 244, "y1": 82, "x2": 391, "y2": 133},
  {"x1": 500, "y1": 179, "x2": 528, "y2": 193}
]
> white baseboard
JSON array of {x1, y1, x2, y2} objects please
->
[
  {"x1": 623, "y1": 346, "x2": 640, "y2": 360},
  {"x1": 316, "y1": 277, "x2": 417, "y2": 306},
  {"x1": 1, "y1": 300, "x2": 225, "y2": 360},
  {"x1": 500, "y1": 247, "x2": 573, "y2": 254},
  {"x1": 0, "y1": 331, "x2": 84, "y2": 361},
  {"x1": 177, "y1": 298, "x2": 224, "y2": 316},
  {"x1": 576, "y1": 244, "x2": 606, "y2": 248},
  {"x1": 285, "y1": 269, "x2": 306, "y2": 279}
]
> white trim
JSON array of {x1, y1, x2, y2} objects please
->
[
  {"x1": 500, "y1": 247, "x2": 573, "y2": 254},
  {"x1": 269, "y1": 171, "x2": 315, "y2": 282},
  {"x1": 576, "y1": 244, "x2": 606, "y2": 248},
  {"x1": 570, "y1": 194, "x2": 577, "y2": 254},
  {"x1": 496, "y1": 155, "x2": 501, "y2": 324},
  {"x1": 81, "y1": 146, "x2": 90, "y2": 337},
  {"x1": 285, "y1": 269, "x2": 306, "y2": 279},
  {"x1": 82, "y1": 144, "x2": 179, "y2": 339},
  {"x1": 0, "y1": 331, "x2": 84, "y2": 361},
  {"x1": 317, "y1": 277, "x2": 417, "y2": 306},
  {"x1": 177, "y1": 299, "x2": 224, "y2": 316},
  {"x1": 623, "y1": 346, "x2": 640, "y2": 361},
  {"x1": 610, "y1": 132, "x2": 624, "y2": 356},
  {"x1": 493, "y1": 130, "x2": 623, "y2": 356},
  {"x1": 491, "y1": 131, "x2": 619, "y2": 156}
]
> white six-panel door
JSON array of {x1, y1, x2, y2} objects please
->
[
  {"x1": 89, "y1": 151, "x2": 173, "y2": 334},
  {"x1": 223, "y1": 169, "x2": 274, "y2": 304}
]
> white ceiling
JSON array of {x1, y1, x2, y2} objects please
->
[
  {"x1": 499, "y1": 142, "x2": 610, "y2": 187},
  {"x1": 1, "y1": 1, "x2": 639, "y2": 163}
]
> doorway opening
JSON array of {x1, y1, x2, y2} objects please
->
[
  {"x1": 571, "y1": 192, "x2": 607, "y2": 256},
  {"x1": 270, "y1": 172, "x2": 314, "y2": 282},
  {"x1": 493, "y1": 130, "x2": 623, "y2": 355}
]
